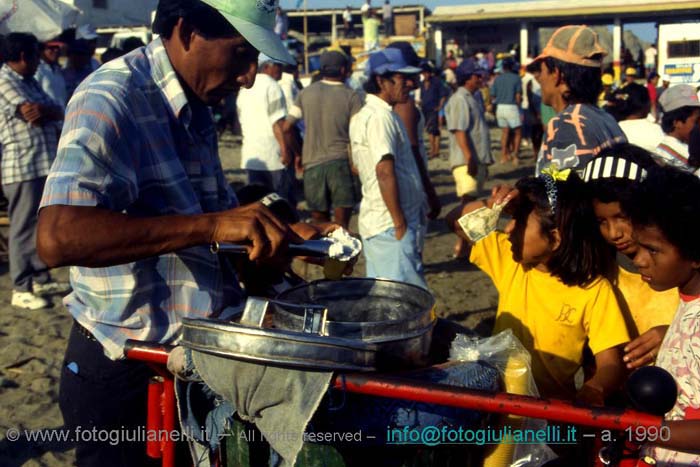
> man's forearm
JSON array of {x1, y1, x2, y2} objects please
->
[
  {"x1": 37, "y1": 202, "x2": 293, "y2": 268},
  {"x1": 37, "y1": 205, "x2": 216, "y2": 268},
  {"x1": 375, "y1": 158, "x2": 405, "y2": 228},
  {"x1": 273, "y1": 120, "x2": 288, "y2": 158},
  {"x1": 455, "y1": 131, "x2": 473, "y2": 166}
]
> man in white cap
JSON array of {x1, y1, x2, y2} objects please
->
[
  {"x1": 36, "y1": 1, "x2": 306, "y2": 465},
  {"x1": 654, "y1": 83, "x2": 700, "y2": 173},
  {"x1": 75, "y1": 24, "x2": 100, "y2": 71},
  {"x1": 237, "y1": 52, "x2": 295, "y2": 204},
  {"x1": 350, "y1": 48, "x2": 427, "y2": 289}
]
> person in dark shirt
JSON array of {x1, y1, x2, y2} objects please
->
[{"x1": 420, "y1": 61, "x2": 449, "y2": 159}]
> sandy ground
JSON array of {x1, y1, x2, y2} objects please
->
[{"x1": 0, "y1": 128, "x2": 536, "y2": 466}]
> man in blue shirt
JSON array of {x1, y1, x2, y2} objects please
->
[
  {"x1": 420, "y1": 62, "x2": 449, "y2": 159},
  {"x1": 490, "y1": 57, "x2": 522, "y2": 164}
]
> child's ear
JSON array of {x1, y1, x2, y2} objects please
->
[{"x1": 550, "y1": 228, "x2": 562, "y2": 252}]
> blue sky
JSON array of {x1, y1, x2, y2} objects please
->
[{"x1": 279, "y1": 0, "x2": 657, "y2": 42}]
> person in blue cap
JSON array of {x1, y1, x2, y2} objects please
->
[
  {"x1": 349, "y1": 48, "x2": 428, "y2": 289},
  {"x1": 35, "y1": 1, "x2": 326, "y2": 465}
]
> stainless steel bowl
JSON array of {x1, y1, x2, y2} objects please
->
[{"x1": 274, "y1": 278, "x2": 436, "y2": 369}]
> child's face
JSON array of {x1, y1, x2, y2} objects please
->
[
  {"x1": 633, "y1": 224, "x2": 700, "y2": 293},
  {"x1": 592, "y1": 200, "x2": 637, "y2": 256},
  {"x1": 505, "y1": 210, "x2": 557, "y2": 269},
  {"x1": 674, "y1": 108, "x2": 700, "y2": 143}
]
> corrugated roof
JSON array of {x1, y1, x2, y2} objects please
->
[{"x1": 427, "y1": 0, "x2": 700, "y2": 23}]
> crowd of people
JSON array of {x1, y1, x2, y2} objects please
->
[{"x1": 0, "y1": 0, "x2": 698, "y2": 465}]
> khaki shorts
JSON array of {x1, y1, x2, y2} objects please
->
[{"x1": 453, "y1": 165, "x2": 478, "y2": 197}]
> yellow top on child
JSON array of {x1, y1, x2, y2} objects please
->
[{"x1": 471, "y1": 232, "x2": 629, "y2": 399}]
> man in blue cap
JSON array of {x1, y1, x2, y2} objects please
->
[
  {"x1": 36, "y1": 1, "x2": 310, "y2": 465},
  {"x1": 349, "y1": 48, "x2": 428, "y2": 289},
  {"x1": 445, "y1": 59, "x2": 493, "y2": 258}
]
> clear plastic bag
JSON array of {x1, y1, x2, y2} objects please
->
[{"x1": 450, "y1": 329, "x2": 558, "y2": 467}]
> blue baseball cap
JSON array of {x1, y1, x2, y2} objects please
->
[
  {"x1": 367, "y1": 48, "x2": 422, "y2": 75},
  {"x1": 456, "y1": 59, "x2": 486, "y2": 81}
]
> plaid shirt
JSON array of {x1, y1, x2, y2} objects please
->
[
  {"x1": 40, "y1": 38, "x2": 243, "y2": 360},
  {"x1": 0, "y1": 64, "x2": 61, "y2": 185}
]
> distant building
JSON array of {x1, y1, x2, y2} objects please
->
[{"x1": 64, "y1": 0, "x2": 158, "y2": 27}]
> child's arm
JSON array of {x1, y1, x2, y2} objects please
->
[
  {"x1": 576, "y1": 345, "x2": 627, "y2": 406},
  {"x1": 652, "y1": 420, "x2": 700, "y2": 452},
  {"x1": 445, "y1": 185, "x2": 517, "y2": 242}
]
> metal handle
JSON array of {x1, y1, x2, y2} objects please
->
[
  {"x1": 240, "y1": 296, "x2": 328, "y2": 335},
  {"x1": 210, "y1": 240, "x2": 333, "y2": 258}
]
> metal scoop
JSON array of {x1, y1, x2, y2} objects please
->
[{"x1": 210, "y1": 239, "x2": 356, "y2": 259}]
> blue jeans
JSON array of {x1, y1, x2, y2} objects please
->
[{"x1": 363, "y1": 225, "x2": 427, "y2": 290}]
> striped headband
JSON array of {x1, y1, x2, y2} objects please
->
[{"x1": 582, "y1": 156, "x2": 648, "y2": 183}]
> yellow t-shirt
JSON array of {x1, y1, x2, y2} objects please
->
[
  {"x1": 470, "y1": 232, "x2": 630, "y2": 399},
  {"x1": 615, "y1": 266, "x2": 678, "y2": 338}
]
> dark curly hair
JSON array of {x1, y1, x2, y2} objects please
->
[
  {"x1": 628, "y1": 165, "x2": 700, "y2": 262},
  {"x1": 542, "y1": 57, "x2": 602, "y2": 106},
  {"x1": 511, "y1": 173, "x2": 616, "y2": 286},
  {"x1": 585, "y1": 144, "x2": 660, "y2": 213}
]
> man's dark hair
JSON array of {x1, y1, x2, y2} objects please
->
[
  {"x1": 660, "y1": 106, "x2": 697, "y2": 134},
  {"x1": 542, "y1": 57, "x2": 602, "y2": 106},
  {"x1": 2, "y1": 32, "x2": 39, "y2": 63},
  {"x1": 456, "y1": 72, "x2": 474, "y2": 87},
  {"x1": 153, "y1": 0, "x2": 239, "y2": 40},
  {"x1": 628, "y1": 165, "x2": 700, "y2": 262},
  {"x1": 101, "y1": 47, "x2": 124, "y2": 63},
  {"x1": 363, "y1": 71, "x2": 394, "y2": 94},
  {"x1": 606, "y1": 83, "x2": 651, "y2": 121}
]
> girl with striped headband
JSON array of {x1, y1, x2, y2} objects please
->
[{"x1": 583, "y1": 143, "x2": 678, "y2": 370}]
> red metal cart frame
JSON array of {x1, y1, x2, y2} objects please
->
[{"x1": 125, "y1": 341, "x2": 661, "y2": 467}]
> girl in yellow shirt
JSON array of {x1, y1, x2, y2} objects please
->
[
  {"x1": 447, "y1": 171, "x2": 630, "y2": 405},
  {"x1": 582, "y1": 144, "x2": 678, "y2": 370}
]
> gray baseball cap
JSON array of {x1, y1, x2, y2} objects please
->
[
  {"x1": 659, "y1": 84, "x2": 700, "y2": 113},
  {"x1": 199, "y1": 0, "x2": 295, "y2": 65}
]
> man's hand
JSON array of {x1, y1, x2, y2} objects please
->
[
  {"x1": 280, "y1": 148, "x2": 293, "y2": 167},
  {"x1": 294, "y1": 155, "x2": 303, "y2": 175},
  {"x1": 623, "y1": 325, "x2": 668, "y2": 369},
  {"x1": 18, "y1": 103, "x2": 42, "y2": 125},
  {"x1": 427, "y1": 192, "x2": 441, "y2": 220},
  {"x1": 394, "y1": 222, "x2": 407, "y2": 240},
  {"x1": 210, "y1": 202, "x2": 302, "y2": 261},
  {"x1": 489, "y1": 184, "x2": 518, "y2": 208}
]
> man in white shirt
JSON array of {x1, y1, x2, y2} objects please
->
[
  {"x1": 644, "y1": 44, "x2": 657, "y2": 76},
  {"x1": 349, "y1": 48, "x2": 427, "y2": 289},
  {"x1": 237, "y1": 53, "x2": 295, "y2": 204},
  {"x1": 34, "y1": 40, "x2": 67, "y2": 110}
]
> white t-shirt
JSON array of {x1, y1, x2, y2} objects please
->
[
  {"x1": 349, "y1": 94, "x2": 426, "y2": 238},
  {"x1": 618, "y1": 119, "x2": 664, "y2": 154},
  {"x1": 644, "y1": 46, "x2": 657, "y2": 67},
  {"x1": 279, "y1": 72, "x2": 299, "y2": 113},
  {"x1": 654, "y1": 134, "x2": 691, "y2": 172},
  {"x1": 520, "y1": 72, "x2": 541, "y2": 110},
  {"x1": 237, "y1": 73, "x2": 287, "y2": 171}
]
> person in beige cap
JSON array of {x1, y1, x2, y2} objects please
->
[
  {"x1": 35, "y1": 1, "x2": 330, "y2": 465},
  {"x1": 654, "y1": 83, "x2": 700, "y2": 173},
  {"x1": 533, "y1": 25, "x2": 627, "y2": 174}
]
